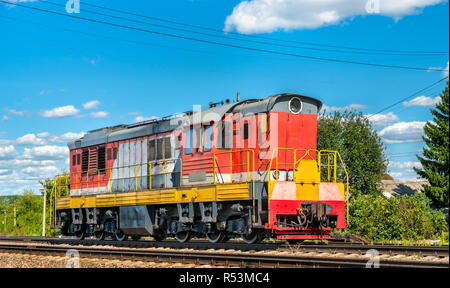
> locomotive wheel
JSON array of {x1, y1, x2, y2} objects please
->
[
  {"x1": 153, "y1": 233, "x2": 166, "y2": 242},
  {"x1": 206, "y1": 231, "x2": 225, "y2": 243},
  {"x1": 75, "y1": 225, "x2": 86, "y2": 240},
  {"x1": 175, "y1": 231, "x2": 191, "y2": 243},
  {"x1": 94, "y1": 231, "x2": 105, "y2": 241},
  {"x1": 114, "y1": 230, "x2": 127, "y2": 241},
  {"x1": 241, "y1": 231, "x2": 259, "y2": 244}
]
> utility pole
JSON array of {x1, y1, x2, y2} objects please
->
[{"x1": 40, "y1": 181, "x2": 47, "y2": 237}]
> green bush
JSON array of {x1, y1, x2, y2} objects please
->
[{"x1": 349, "y1": 193, "x2": 448, "y2": 241}]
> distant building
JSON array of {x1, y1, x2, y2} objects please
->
[{"x1": 380, "y1": 179, "x2": 429, "y2": 198}]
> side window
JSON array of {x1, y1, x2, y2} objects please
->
[
  {"x1": 112, "y1": 148, "x2": 118, "y2": 160},
  {"x1": 164, "y1": 137, "x2": 172, "y2": 159},
  {"x1": 148, "y1": 140, "x2": 156, "y2": 161},
  {"x1": 72, "y1": 154, "x2": 76, "y2": 166},
  {"x1": 107, "y1": 148, "x2": 112, "y2": 161},
  {"x1": 81, "y1": 150, "x2": 89, "y2": 173},
  {"x1": 98, "y1": 146, "x2": 106, "y2": 172},
  {"x1": 185, "y1": 128, "x2": 193, "y2": 154},
  {"x1": 204, "y1": 125, "x2": 214, "y2": 152},
  {"x1": 219, "y1": 121, "x2": 232, "y2": 150},
  {"x1": 156, "y1": 138, "x2": 164, "y2": 160},
  {"x1": 76, "y1": 154, "x2": 80, "y2": 165},
  {"x1": 243, "y1": 122, "x2": 249, "y2": 140}
]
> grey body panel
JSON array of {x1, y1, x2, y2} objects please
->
[
  {"x1": 68, "y1": 93, "x2": 322, "y2": 150},
  {"x1": 119, "y1": 205, "x2": 153, "y2": 235}
]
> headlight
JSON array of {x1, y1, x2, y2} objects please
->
[{"x1": 289, "y1": 97, "x2": 302, "y2": 114}]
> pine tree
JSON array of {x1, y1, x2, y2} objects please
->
[{"x1": 414, "y1": 82, "x2": 449, "y2": 208}]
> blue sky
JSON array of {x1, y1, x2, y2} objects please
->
[{"x1": 0, "y1": 0, "x2": 449, "y2": 195}]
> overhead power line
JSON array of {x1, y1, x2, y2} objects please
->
[
  {"x1": 367, "y1": 76, "x2": 449, "y2": 118},
  {"x1": 36, "y1": 0, "x2": 448, "y2": 57},
  {"x1": 1, "y1": 0, "x2": 446, "y2": 72},
  {"x1": 0, "y1": 15, "x2": 259, "y2": 59},
  {"x1": 41, "y1": 0, "x2": 449, "y2": 56}
]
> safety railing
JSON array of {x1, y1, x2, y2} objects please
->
[
  {"x1": 213, "y1": 149, "x2": 255, "y2": 184},
  {"x1": 268, "y1": 148, "x2": 314, "y2": 182},
  {"x1": 268, "y1": 147, "x2": 349, "y2": 224},
  {"x1": 213, "y1": 149, "x2": 256, "y2": 221},
  {"x1": 49, "y1": 174, "x2": 70, "y2": 228},
  {"x1": 66, "y1": 158, "x2": 182, "y2": 196}
]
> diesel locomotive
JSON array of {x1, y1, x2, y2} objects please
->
[{"x1": 50, "y1": 93, "x2": 348, "y2": 243}]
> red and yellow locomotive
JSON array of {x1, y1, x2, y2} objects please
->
[{"x1": 51, "y1": 93, "x2": 348, "y2": 243}]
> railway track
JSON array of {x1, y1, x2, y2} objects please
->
[
  {"x1": 0, "y1": 241, "x2": 447, "y2": 268},
  {"x1": 0, "y1": 236, "x2": 448, "y2": 258}
]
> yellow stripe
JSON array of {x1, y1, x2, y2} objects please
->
[{"x1": 55, "y1": 183, "x2": 250, "y2": 210}]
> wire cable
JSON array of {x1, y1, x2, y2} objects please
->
[
  {"x1": 36, "y1": 0, "x2": 448, "y2": 57},
  {"x1": 1, "y1": 0, "x2": 445, "y2": 72},
  {"x1": 52, "y1": 0, "x2": 449, "y2": 55},
  {"x1": 367, "y1": 77, "x2": 449, "y2": 118}
]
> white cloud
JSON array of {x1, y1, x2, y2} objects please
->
[
  {"x1": 1, "y1": 115, "x2": 9, "y2": 122},
  {"x1": 134, "y1": 116, "x2": 159, "y2": 123},
  {"x1": 22, "y1": 145, "x2": 69, "y2": 160},
  {"x1": 42, "y1": 105, "x2": 79, "y2": 118},
  {"x1": 49, "y1": 132, "x2": 85, "y2": 143},
  {"x1": 4, "y1": 109, "x2": 25, "y2": 116},
  {"x1": 90, "y1": 111, "x2": 109, "y2": 118},
  {"x1": 403, "y1": 95, "x2": 442, "y2": 107},
  {"x1": 366, "y1": 112, "x2": 399, "y2": 127},
  {"x1": 39, "y1": 89, "x2": 51, "y2": 96},
  {"x1": 0, "y1": 169, "x2": 11, "y2": 176},
  {"x1": 15, "y1": 133, "x2": 47, "y2": 146},
  {"x1": 21, "y1": 166, "x2": 59, "y2": 177},
  {"x1": 428, "y1": 61, "x2": 449, "y2": 77},
  {"x1": 378, "y1": 121, "x2": 426, "y2": 144},
  {"x1": 3, "y1": 0, "x2": 39, "y2": 8},
  {"x1": 321, "y1": 103, "x2": 366, "y2": 112},
  {"x1": 37, "y1": 132, "x2": 50, "y2": 138},
  {"x1": 0, "y1": 145, "x2": 18, "y2": 159},
  {"x1": 389, "y1": 161, "x2": 422, "y2": 169},
  {"x1": 0, "y1": 159, "x2": 58, "y2": 169},
  {"x1": 224, "y1": 0, "x2": 446, "y2": 34},
  {"x1": 83, "y1": 100, "x2": 100, "y2": 110}
]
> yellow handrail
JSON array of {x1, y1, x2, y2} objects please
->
[
  {"x1": 213, "y1": 149, "x2": 256, "y2": 221},
  {"x1": 57, "y1": 158, "x2": 182, "y2": 196},
  {"x1": 268, "y1": 148, "x2": 349, "y2": 225}
]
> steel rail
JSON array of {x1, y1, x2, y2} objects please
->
[
  {"x1": 0, "y1": 236, "x2": 448, "y2": 258},
  {"x1": 0, "y1": 242, "x2": 447, "y2": 268}
]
